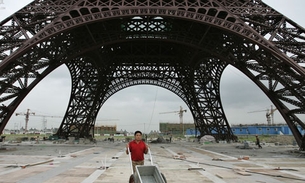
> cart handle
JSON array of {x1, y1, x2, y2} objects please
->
[
  {"x1": 148, "y1": 147, "x2": 153, "y2": 165},
  {"x1": 128, "y1": 145, "x2": 153, "y2": 174},
  {"x1": 127, "y1": 147, "x2": 134, "y2": 175}
]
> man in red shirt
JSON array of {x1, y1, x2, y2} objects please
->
[{"x1": 126, "y1": 130, "x2": 148, "y2": 173}]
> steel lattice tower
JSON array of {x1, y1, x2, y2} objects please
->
[{"x1": 0, "y1": 0, "x2": 305, "y2": 149}]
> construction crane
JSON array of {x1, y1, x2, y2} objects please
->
[
  {"x1": 16, "y1": 109, "x2": 63, "y2": 132},
  {"x1": 15, "y1": 109, "x2": 35, "y2": 133},
  {"x1": 33, "y1": 114, "x2": 63, "y2": 130},
  {"x1": 248, "y1": 105, "x2": 277, "y2": 125},
  {"x1": 159, "y1": 106, "x2": 187, "y2": 124}
]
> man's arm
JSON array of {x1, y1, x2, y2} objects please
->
[{"x1": 144, "y1": 143, "x2": 148, "y2": 154}]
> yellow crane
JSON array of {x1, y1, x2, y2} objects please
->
[
  {"x1": 16, "y1": 109, "x2": 62, "y2": 132},
  {"x1": 159, "y1": 106, "x2": 187, "y2": 124},
  {"x1": 248, "y1": 105, "x2": 277, "y2": 125},
  {"x1": 15, "y1": 109, "x2": 35, "y2": 133}
]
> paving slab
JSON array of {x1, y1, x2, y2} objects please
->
[{"x1": 0, "y1": 140, "x2": 305, "y2": 183}]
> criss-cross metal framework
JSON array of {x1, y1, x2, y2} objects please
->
[{"x1": 1, "y1": 0, "x2": 305, "y2": 149}]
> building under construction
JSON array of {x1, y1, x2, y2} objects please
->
[
  {"x1": 93, "y1": 125, "x2": 117, "y2": 136},
  {"x1": 159, "y1": 122, "x2": 195, "y2": 135}
]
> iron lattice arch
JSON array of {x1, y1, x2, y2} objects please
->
[{"x1": 0, "y1": 0, "x2": 305, "y2": 148}]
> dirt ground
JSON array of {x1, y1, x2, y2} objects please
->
[
  {"x1": 236, "y1": 135, "x2": 296, "y2": 145},
  {"x1": 264, "y1": 135, "x2": 296, "y2": 145}
]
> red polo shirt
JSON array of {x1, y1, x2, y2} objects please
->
[{"x1": 129, "y1": 140, "x2": 147, "y2": 161}]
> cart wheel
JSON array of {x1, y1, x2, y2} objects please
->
[
  {"x1": 161, "y1": 173, "x2": 167, "y2": 183},
  {"x1": 129, "y1": 174, "x2": 135, "y2": 183}
]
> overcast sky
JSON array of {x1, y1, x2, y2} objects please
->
[{"x1": 1, "y1": 0, "x2": 305, "y2": 133}]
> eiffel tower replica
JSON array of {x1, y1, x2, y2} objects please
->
[{"x1": 0, "y1": 0, "x2": 305, "y2": 150}]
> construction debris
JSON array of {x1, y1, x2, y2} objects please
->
[
  {"x1": 238, "y1": 156, "x2": 250, "y2": 160},
  {"x1": 21, "y1": 159, "x2": 54, "y2": 169},
  {"x1": 212, "y1": 158, "x2": 223, "y2": 161},
  {"x1": 200, "y1": 135, "x2": 216, "y2": 144},
  {"x1": 173, "y1": 154, "x2": 186, "y2": 159},
  {"x1": 188, "y1": 167, "x2": 204, "y2": 171},
  {"x1": 236, "y1": 141, "x2": 251, "y2": 149},
  {"x1": 233, "y1": 168, "x2": 252, "y2": 176}
]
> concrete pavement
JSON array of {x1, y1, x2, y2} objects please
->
[{"x1": 0, "y1": 140, "x2": 305, "y2": 183}]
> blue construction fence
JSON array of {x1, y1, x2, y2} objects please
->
[{"x1": 185, "y1": 125, "x2": 305, "y2": 136}]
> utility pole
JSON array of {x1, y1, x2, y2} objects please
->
[{"x1": 16, "y1": 109, "x2": 35, "y2": 133}]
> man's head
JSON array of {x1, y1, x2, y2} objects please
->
[{"x1": 134, "y1": 130, "x2": 142, "y2": 141}]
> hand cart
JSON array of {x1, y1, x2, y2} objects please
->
[{"x1": 128, "y1": 147, "x2": 167, "y2": 183}]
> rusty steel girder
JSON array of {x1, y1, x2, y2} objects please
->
[{"x1": 0, "y1": 0, "x2": 305, "y2": 149}]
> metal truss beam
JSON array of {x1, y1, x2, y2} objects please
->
[{"x1": 0, "y1": 0, "x2": 304, "y2": 149}]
